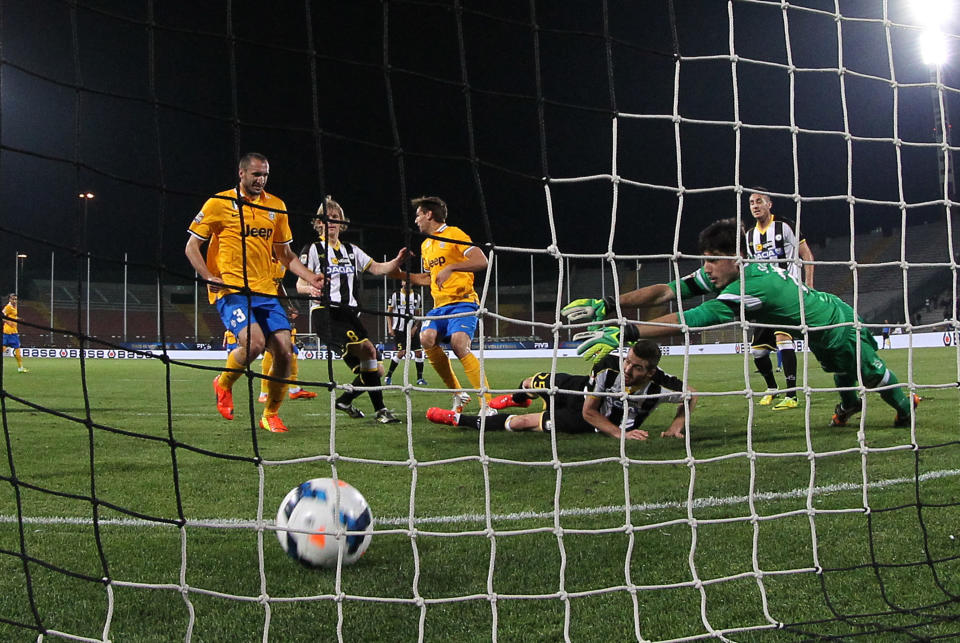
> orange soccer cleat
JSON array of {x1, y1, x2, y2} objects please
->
[
  {"x1": 259, "y1": 414, "x2": 289, "y2": 433},
  {"x1": 289, "y1": 389, "x2": 318, "y2": 400},
  {"x1": 213, "y1": 376, "x2": 234, "y2": 420},
  {"x1": 426, "y1": 407, "x2": 459, "y2": 426},
  {"x1": 489, "y1": 394, "x2": 532, "y2": 410}
]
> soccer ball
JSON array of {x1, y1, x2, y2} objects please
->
[{"x1": 276, "y1": 478, "x2": 373, "y2": 568}]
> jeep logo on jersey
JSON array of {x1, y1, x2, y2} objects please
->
[
  {"x1": 425, "y1": 256, "x2": 446, "y2": 269},
  {"x1": 243, "y1": 225, "x2": 273, "y2": 239}
]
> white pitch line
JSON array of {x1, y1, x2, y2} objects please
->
[{"x1": 2, "y1": 468, "x2": 958, "y2": 530}]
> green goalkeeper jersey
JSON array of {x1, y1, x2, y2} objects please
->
[{"x1": 669, "y1": 263, "x2": 869, "y2": 363}]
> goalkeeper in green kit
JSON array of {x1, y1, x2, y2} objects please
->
[{"x1": 562, "y1": 218, "x2": 920, "y2": 428}]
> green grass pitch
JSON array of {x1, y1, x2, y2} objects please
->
[{"x1": 1, "y1": 349, "x2": 958, "y2": 641}]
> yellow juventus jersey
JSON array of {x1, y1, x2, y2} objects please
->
[
  {"x1": 2, "y1": 303, "x2": 17, "y2": 334},
  {"x1": 205, "y1": 233, "x2": 222, "y2": 305},
  {"x1": 188, "y1": 187, "x2": 292, "y2": 300},
  {"x1": 223, "y1": 329, "x2": 237, "y2": 345},
  {"x1": 420, "y1": 224, "x2": 480, "y2": 308}
]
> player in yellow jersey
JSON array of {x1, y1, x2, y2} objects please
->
[
  {"x1": 222, "y1": 329, "x2": 238, "y2": 353},
  {"x1": 185, "y1": 152, "x2": 323, "y2": 433},
  {"x1": 406, "y1": 196, "x2": 495, "y2": 415},
  {"x1": 3, "y1": 294, "x2": 28, "y2": 373}
]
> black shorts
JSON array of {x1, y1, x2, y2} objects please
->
[
  {"x1": 527, "y1": 372, "x2": 594, "y2": 434},
  {"x1": 750, "y1": 327, "x2": 793, "y2": 351},
  {"x1": 394, "y1": 328, "x2": 422, "y2": 352},
  {"x1": 311, "y1": 306, "x2": 370, "y2": 353}
]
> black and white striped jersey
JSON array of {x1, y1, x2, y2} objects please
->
[
  {"x1": 387, "y1": 290, "x2": 421, "y2": 332},
  {"x1": 300, "y1": 238, "x2": 373, "y2": 310},
  {"x1": 588, "y1": 355, "x2": 685, "y2": 430},
  {"x1": 745, "y1": 216, "x2": 804, "y2": 281}
]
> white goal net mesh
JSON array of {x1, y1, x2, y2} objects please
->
[{"x1": 1, "y1": 1, "x2": 958, "y2": 641}]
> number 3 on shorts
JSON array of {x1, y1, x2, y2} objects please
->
[{"x1": 232, "y1": 308, "x2": 246, "y2": 324}]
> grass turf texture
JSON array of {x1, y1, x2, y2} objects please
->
[{"x1": 1, "y1": 350, "x2": 958, "y2": 641}]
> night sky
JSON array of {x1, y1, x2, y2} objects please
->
[{"x1": 1, "y1": 0, "x2": 957, "y2": 294}]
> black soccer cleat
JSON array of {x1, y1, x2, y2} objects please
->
[
  {"x1": 335, "y1": 401, "x2": 365, "y2": 419},
  {"x1": 829, "y1": 400, "x2": 862, "y2": 427}
]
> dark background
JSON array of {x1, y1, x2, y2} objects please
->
[{"x1": 1, "y1": 0, "x2": 957, "y2": 293}]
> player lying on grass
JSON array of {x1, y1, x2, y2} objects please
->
[
  {"x1": 425, "y1": 340, "x2": 695, "y2": 440},
  {"x1": 565, "y1": 218, "x2": 920, "y2": 428}
]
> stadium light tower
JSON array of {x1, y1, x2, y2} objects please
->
[
  {"x1": 78, "y1": 192, "x2": 95, "y2": 335},
  {"x1": 14, "y1": 252, "x2": 27, "y2": 299},
  {"x1": 912, "y1": 0, "x2": 954, "y2": 198}
]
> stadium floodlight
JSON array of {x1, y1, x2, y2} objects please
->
[
  {"x1": 920, "y1": 29, "x2": 948, "y2": 66},
  {"x1": 911, "y1": 0, "x2": 951, "y2": 65}
]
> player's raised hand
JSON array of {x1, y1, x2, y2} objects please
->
[
  {"x1": 573, "y1": 324, "x2": 639, "y2": 361},
  {"x1": 561, "y1": 297, "x2": 609, "y2": 323}
]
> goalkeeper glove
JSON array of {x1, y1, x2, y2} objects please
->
[
  {"x1": 561, "y1": 296, "x2": 617, "y2": 324},
  {"x1": 573, "y1": 324, "x2": 640, "y2": 362}
]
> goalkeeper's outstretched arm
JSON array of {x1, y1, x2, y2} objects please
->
[
  {"x1": 562, "y1": 284, "x2": 678, "y2": 324},
  {"x1": 621, "y1": 284, "x2": 677, "y2": 308}
]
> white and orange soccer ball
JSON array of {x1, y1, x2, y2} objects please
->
[{"x1": 276, "y1": 478, "x2": 373, "y2": 568}]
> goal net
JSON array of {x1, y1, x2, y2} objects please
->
[{"x1": 1, "y1": 1, "x2": 958, "y2": 641}]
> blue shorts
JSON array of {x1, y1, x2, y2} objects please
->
[
  {"x1": 216, "y1": 294, "x2": 290, "y2": 338},
  {"x1": 3, "y1": 333, "x2": 20, "y2": 349},
  {"x1": 225, "y1": 342, "x2": 239, "y2": 352},
  {"x1": 421, "y1": 302, "x2": 480, "y2": 343}
]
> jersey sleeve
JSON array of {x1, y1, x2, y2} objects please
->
[
  {"x1": 681, "y1": 273, "x2": 767, "y2": 327},
  {"x1": 652, "y1": 369, "x2": 685, "y2": 404},
  {"x1": 352, "y1": 245, "x2": 374, "y2": 273},
  {"x1": 679, "y1": 297, "x2": 738, "y2": 327},
  {"x1": 669, "y1": 266, "x2": 718, "y2": 298},
  {"x1": 445, "y1": 226, "x2": 475, "y2": 257},
  {"x1": 299, "y1": 242, "x2": 312, "y2": 266},
  {"x1": 272, "y1": 201, "x2": 293, "y2": 246},
  {"x1": 188, "y1": 196, "x2": 225, "y2": 240},
  {"x1": 782, "y1": 221, "x2": 800, "y2": 249},
  {"x1": 586, "y1": 355, "x2": 619, "y2": 397},
  {"x1": 303, "y1": 243, "x2": 321, "y2": 274}
]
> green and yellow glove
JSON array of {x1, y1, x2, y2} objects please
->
[
  {"x1": 573, "y1": 324, "x2": 640, "y2": 362},
  {"x1": 561, "y1": 296, "x2": 616, "y2": 324}
]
